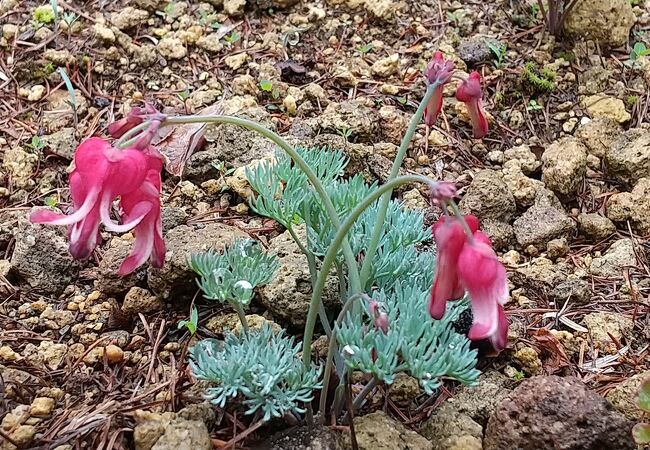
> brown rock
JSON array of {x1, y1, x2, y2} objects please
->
[
  {"x1": 484, "y1": 376, "x2": 635, "y2": 450},
  {"x1": 122, "y1": 287, "x2": 164, "y2": 316},
  {"x1": 459, "y1": 170, "x2": 516, "y2": 223}
]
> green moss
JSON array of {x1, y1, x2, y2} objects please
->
[
  {"x1": 626, "y1": 95, "x2": 639, "y2": 107},
  {"x1": 33, "y1": 5, "x2": 55, "y2": 24},
  {"x1": 522, "y1": 61, "x2": 555, "y2": 94}
]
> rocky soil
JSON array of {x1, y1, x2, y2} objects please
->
[{"x1": 1, "y1": 0, "x2": 650, "y2": 448}]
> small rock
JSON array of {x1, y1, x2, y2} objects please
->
[
  {"x1": 111, "y1": 7, "x2": 149, "y2": 30},
  {"x1": 259, "y1": 227, "x2": 339, "y2": 325},
  {"x1": 564, "y1": 0, "x2": 635, "y2": 48},
  {"x1": 105, "y1": 344, "x2": 124, "y2": 364},
  {"x1": 513, "y1": 204, "x2": 576, "y2": 248},
  {"x1": 578, "y1": 213, "x2": 616, "y2": 241},
  {"x1": 549, "y1": 279, "x2": 592, "y2": 305},
  {"x1": 513, "y1": 346, "x2": 543, "y2": 375},
  {"x1": 223, "y1": 0, "x2": 246, "y2": 16},
  {"x1": 93, "y1": 22, "x2": 116, "y2": 42},
  {"x1": 605, "y1": 371, "x2": 650, "y2": 419},
  {"x1": 122, "y1": 287, "x2": 165, "y2": 315},
  {"x1": 263, "y1": 426, "x2": 344, "y2": 450},
  {"x1": 95, "y1": 236, "x2": 147, "y2": 296},
  {"x1": 387, "y1": 373, "x2": 420, "y2": 407},
  {"x1": 283, "y1": 94, "x2": 297, "y2": 115},
  {"x1": 589, "y1": 238, "x2": 636, "y2": 277},
  {"x1": 29, "y1": 397, "x2": 55, "y2": 417},
  {"x1": 41, "y1": 128, "x2": 78, "y2": 160},
  {"x1": 457, "y1": 36, "x2": 495, "y2": 66},
  {"x1": 575, "y1": 117, "x2": 621, "y2": 158},
  {"x1": 2, "y1": 148, "x2": 38, "y2": 189},
  {"x1": 3, "y1": 425, "x2": 36, "y2": 449},
  {"x1": 541, "y1": 137, "x2": 587, "y2": 195},
  {"x1": 480, "y1": 219, "x2": 515, "y2": 250},
  {"x1": 582, "y1": 312, "x2": 633, "y2": 352},
  {"x1": 225, "y1": 52, "x2": 248, "y2": 70},
  {"x1": 546, "y1": 237, "x2": 569, "y2": 260},
  {"x1": 344, "y1": 411, "x2": 431, "y2": 450},
  {"x1": 605, "y1": 128, "x2": 650, "y2": 187},
  {"x1": 581, "y1": 94, "x2": 631, "y2": 124},
  {"x1": 503, "y1": 144, "x2": 540, "y2": 175},
  {"x1": 502, "y1": 160, "x2": 544, "y2": 208},
  {"x1": 23, "y1": 341, "x2": 68, "y2": 370},
  {"x1": 147, "y1": 223, "x2": 248, "y2": 298},
  {"x1": 158, "y1": 37, "x2": 187, "y2": 60},
  {"x1": 43, "y1": 49, "x2": 75, "y2": 66},
  {"x1": 484, "y1": 376, "x2": 635, "y2": 450},
  {"x1": 196, "y1": 33, "x2": 224, "y2": 53},
  {"x1": 312, "y1": 100, "x2": 379, "y2": 141},
  {"x1": 459, "y1": 170, "x2": 516, "y2": 223},
  {"x1": 371, "y1": 53, "x2": 400, "y2": 78},
  {"x1": 606, "y1": 178, "x2": 650, "y2": 234}
]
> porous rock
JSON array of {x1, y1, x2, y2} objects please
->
[
  {"x1": 605, "y1": 128, "x2": 650, "y2": 187},
  {"x1": 343, "y1": 411, "x2": 431, "y2": 450},
  {"x1": 605, "y1": 371, "x2": 650, "y2": 419},
  {"x1": 578, "y1": 213, "x2": 616, "y2": 241},
  {"x1": 484, "y1": 375, "x2": 635, "y2": 450},
  {"x1": 541, "y1": 137, "x2": 587, "y2": 196},
  {"x1": 606, "y1": 178, "x2": 650, "y2": 234},
  {"x1": 564, "y1": 0, "x2": 635, "y2": 48},
  {"x1": 147, "y1": 223, "x2": 248, "y2": 299},
  {"x1": 459, "y1": 170, "x2": 516, "y2": 223},
  {"x1": 589, "y1": 238, "x2": 636, "y2": 277}
]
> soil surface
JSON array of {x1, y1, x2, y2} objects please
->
[{"x1": 1, "y1": 0, "x2": 649, "y2": 448}]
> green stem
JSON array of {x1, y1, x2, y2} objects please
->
[
  {"x1": 164, "y1": 114, "x2": 362, "y2": 294},
  {"x1": 234, "y1": 303, "x2": 249, "y2": 334},
  {"x1": 301, "y1": 174, "x2": 439, "y2": 368},
  {"x1": 115, "y1": 122, "x2": 151, "y2": 148},
  {"x1": 358, "y1": 83, "x2": 437, "y2": 287},
  {"x1": 319, "y1": 293, "x2": 372, "y2": 416}
]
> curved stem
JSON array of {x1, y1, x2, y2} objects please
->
[
  {"x1": 164, "y1": 114, "x2": 362, "y2": 294},
  {"x1": 301, "y1": 174, "x2": 439, "y2": 367},
  {"x1": 115, "y1": 122, "x2": 151, "y2": 148},
  {"x1": 358, "y1": 84, "x2": 437, "y2": 287},
  {"x1": 234, "y1": 303, "x2": 249, "y2": 334}
]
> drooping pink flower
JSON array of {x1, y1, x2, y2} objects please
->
[
  {"x1": 423, "y1": 51, "x2": 455, "y2": 127},
  {"x1": 428, "y1": 215, "x2": 479, "y2": 320},
  {"x1": 455, "y1": 71, "x2": 489, "y2": 139},
  {"x1": 118, "y1": 149, "x2": 166, "y2": 275},
  {"x1": 368, "y1": 300, "x2": 389, "y2": 334},
  {"x1": 107, "y1": 104, "x2": 166, "y2": 139},
  {"x1": 457, "y1": 231, "x2": 508, "y2": 351},
  {"x1": 429, "y1": 181, "x2": 457, "y2": 205},
  {"x1": 31, "y1": 138, "x2": 149, "y2": 259},
  {"x1": 429, "y1": 215, "x2": 509, "y2": 353}
]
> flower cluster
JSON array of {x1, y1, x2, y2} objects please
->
[
  {"x1": 30, "y1": 113, "x2": 165, "y2": 275},
  {"x1": 424, "y1": 52, "x2": 489, "y2": 139},
  {"x1": 429, "y1": 215, "x2": 509, "y2": 352}
]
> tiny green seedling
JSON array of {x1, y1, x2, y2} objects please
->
[
  {"x1": 224, "y1": 31, "x2": 241, "y2": 46},
  {"x1": 512, "y1": 369, "x2": 525, "y2": 382},
  {"x1": 28, "y1": 135, "x2": 45, "y2": 150},
  {"x1": 44, "y1": 196, "x2": 58, "y2": 208},
  {"x1": 62, "y1": 12, "x2": 77, "y2": 26},
  {"x1": 259, "y1": 80, "x2": 273, "y2": 92},
  {"x1": 526, "y1": 99, "x2": 543, "y2": 112},
  {"x1": 178, "y1": 305, "x2": 199, "y2": 336},
  {"x1": 177, "y1": 88, "x2": 190, "y2": 101},
  {"x1": 356, "y1": 43, "x2": 374, "y2": 55},
  {"x1": 336, "y1": 128, "x2": 353, "y2": 141},
  {"x1": 486, "y1": 41, "x2": 507, "y2": 68},
  {"x1": 211, "y1": 160, "x2": 235, "y2": 176},
  {"x1": 630, "y1": 42, "x2": 650, "y2": 61}
]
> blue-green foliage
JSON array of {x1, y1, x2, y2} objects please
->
[
  {"x1": 190, "y1": 324, "x2": 321, "y2": 421},
  {"x1": 187, "y1": 239, "x2": 278, "y2": 306}
]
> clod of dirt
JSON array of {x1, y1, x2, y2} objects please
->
[
  {"x1": 577, "y1": 213, "x2": 616, "y2": 242},
  {"x1": 421, "y1": 371, "x2": 512, "y2": 450},
  {"x1": 513, "y1": 346, "x2": 543, "y2": 375},
  {"x1": 484, "y1": 376, "x2": 635, "y2": 450},
  {"x1": 43, "y1": 89, "x2": 88, "y2": 132},
  {"x1": 604, "y1": 128, "x2": 650, "y2": 187},
  {"x1": 564, "y1": 0, "x2": 635, "y2": 48},
  {"x1": 589, "y1": 238, "x2": 636, "y2": 278},
  {"x1": 259, "y1": 227, "x2": 339, "y2": 326},
  {"x1": 95, "y1": 236, "x2": 148, "y2": 296},
  {"x1": 309, "y1": 100, "x2": 380, "y2": 142},
  {"x1": 513, "y1": 201, "x2": 576, "y2": 249},
  {"x1": 606, "y1": 178, "x2": 650, "y2": 234},
  {"x1": 546, "y1": 237, "x2": 569, "y2": 260},
  {"x1": 511, "y1": 257, "x2": 569, "y2": 295},
  {"x1": 157, "y1": 37, "x2": 187, "y2": 60},
  {"x1": 22, "y1": 340, "x2": 68, "y2": 370},
  {"x1": 10, "y1": 215, "x2": 81, "y2": 295},
  {"x1": 343, "y1": 411, "x2": 431, "y2": 450},
  {"x1": 582, "y1": 312, "x2": 633, "y2": 353},
  {"x1": 459, "y1": 169, "x2": 516, "y2": 223},
  {"x1": 387, "y1": 373, "x2": 421, "y2": 407},
  {"x1": 502, "y1": 160, "x2": 544, "y2": 208},
  {"x1": 132, "y1": 409, "x2": 211, "y2": 450},
  {"x1": 575, "y1": 117, "x2": 621, "y2": 159},
  {"x1": 371, "y1": 53, "x2": 400, "y2": 78},
  {"x1": 457, "y1": 36, "x2": 498, "y2": 67},
  {"x1": 41, "y1": 128, "x2": 78, "y2": 160},
  {"x1": 541, "y1": 137, "x2": 587, "y2": 196},
  {"x1": 261, "y1": 425, "x2": 344, "y2": 450},
  {"x1": 605, "y1": 371, "x2": 650, "y2": 419},
  {"x1": 2, "y1": 147, "x2": 38, "y2": 190},
  {"x1": 147, "y1": 223, "x2": 249, "y2": 299},
  {"x1": 580, "y1": 94, "x2": 631, "y2": 124},
  {"x1": 480, "y1": 219, "x2": 515, "y2": 250},
  {"x1": 549, "y1": 279, "x2": 592, "y2": 305},
  {"x1": 503, "y1": 144, "x2": 541, "y2": 175},
  {"x1": 29, "y1": 397, "x2": 55, "y2": 417},
  {"x1": 122, "y1": 287, "x2": 164, "y2": 315},
  {"x1": 110, "y1": 7, "x2": 149, "y2": 30}
]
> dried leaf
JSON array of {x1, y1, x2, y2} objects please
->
[
  {"x1": 155, "y1": 102, "x2": 224, "y2": 176},
  {"x1": 532, "y1": 328, "x2": 571, "y2": 374}
]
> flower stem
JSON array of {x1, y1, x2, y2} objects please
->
[
  {"x1": 301, "y1": 174, "x2": 440, "y2": 368},
  {"x1": 358, "y1": 83, "x2": 438, "y2": 287},
  {"x1": 165, "y1": 115, "x2": 360, "y2": 285},
  {"x1": 115, "y1": 122, "x2": 151, "y2": 148},
  {"x1": 234, "y1": 302, "x2": 249, "y2": 334},
  {"x1": 448, "y1": 200, "x2": 475, "y2": 243}
]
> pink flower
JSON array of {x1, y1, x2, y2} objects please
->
[
  {"x1": 429, "y1": 215, "x2": 509, "y2": 353},
  {"x1": 429, "y1": 215, "x2": 479, "y2": 320},
  {"x1": 118, "y1": 149, "x2": 166, "y2": 275},
  {"x1": 368, "y1": 300, "x2": 389, "y2": 334},
  {"x1": 423, "y1": 52, "x2": 454, "y2": 127},
  {"x1": 429, "y1": 181, "x2": 457, "y2": 205},
  {"x1": 30, "y1": 137, "x2": 165, "y2": 275},
  {"x1": 455, "y1": 71, "x2": 489, "y2": 139},
  {"x1": 457, "y1": 231, "x2": 508, "y2": 350}
]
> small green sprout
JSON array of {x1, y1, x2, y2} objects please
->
[
  {"x1": 224, "y1": 31, "x2": 241, "y2": 46},
  {"x1": 44, "y1": 196, "x2": 58, "y2": 207},
  {"x1": 356, "y1": 43, "x2": 374, "y2": 55},
  {"x1": 633, "y1": 378, "x2": 650, "y2": 445},
  {"x1": 526, "y1": 99, "x2": 543, "y2": 112},
  {"x1": 178, "y1": 305, "x2": 199, "y2": 335},
  {"x1": 259, "y1": 79, "x2": 273, "y2": 92},
  {"x1": 29, "y1": 135, "x2": 45, "y2": 150},
  {"x1": 336, "y1": 128, "x2": 353, "y2": 141},
  {"x1": 62, "y1": 12, "x2": 78, "y2": 26},
  {"x1": 486, "y1": 40, "x2": 507, "y2": 68},
  {"x1": 512, "y1": 369, "x2": 525, "y2": 382},
  {"x1": 630, "y1": 42, "x2": 650, "y2": 61},
  {"x1": 177, "y1": 88, "x2": 190, "y2": 101},
  {"x1": 522, "y1": 61, "x2": 555, "y2": 93},
  {"x1": 626, "y1": 95, "x2": 639, "y2": 107}
]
